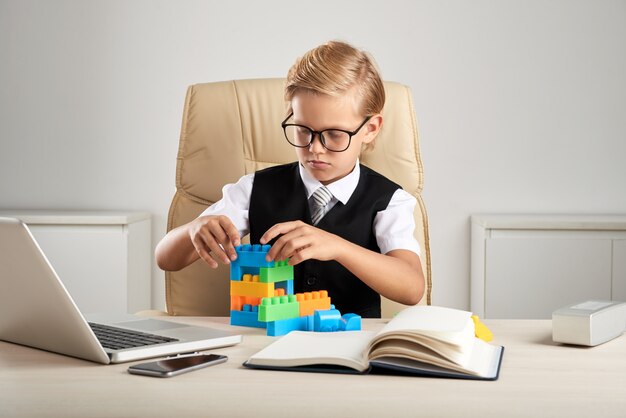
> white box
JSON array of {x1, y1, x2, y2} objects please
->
[{"x1": 552, "y1": 300, "x2": 626, "y2": 346}]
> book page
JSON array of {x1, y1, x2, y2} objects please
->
[
  {"x1": 370, "y1": 338, "x2": 503, "y2": 378},
  {"x1": 366, "y1": 306, "x2": 476, "y2": 368},
  {"x1": 375, "y1": 306, "x2": 473, "y2": 344},
  {"x1": 369, "y1": 337, "x2": 469, "y2": 367},
  {"x1": 246, "y1": 331, "x2": 375, "y2": 372}
]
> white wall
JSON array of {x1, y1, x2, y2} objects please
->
[{"x1": 1, "y1": 0, "x2": 625, "y2": 311}]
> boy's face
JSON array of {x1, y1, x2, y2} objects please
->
[{"x1": 290, "y1": 91, "x2": 382, "y2": 185}]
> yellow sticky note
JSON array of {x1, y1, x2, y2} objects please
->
[{"x1": 472, "y1": 315, "x2": 494, "y2": 342}]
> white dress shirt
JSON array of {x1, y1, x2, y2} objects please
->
[{"x1": 199, "y1": 162, "x2": 421, "y2": 256}]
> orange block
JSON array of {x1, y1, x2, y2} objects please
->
[
  {"x1": 296, "y1": 291, "x2": 331, "y2": 316},
  {"x1": 231, "y1": 295, "x2": 261, "y2": 311}
]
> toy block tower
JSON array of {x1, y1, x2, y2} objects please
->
[
  {"x1": 229, "y1": 244, "x2": 295, "y2": 330},
  {"x1": 229, "y1": 244, "x2": 360, "y2": 336}
]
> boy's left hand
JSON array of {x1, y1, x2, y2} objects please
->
[{"x1": 260, "y1": 220, "x2": 345, "y2": 265}]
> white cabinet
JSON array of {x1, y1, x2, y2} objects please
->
[
  {"x1": 471, "y1": 215, "x2": 626, "y2": 319},
  {"x1": 0, "y1": 210, "x2": 151, "y2": 314}
]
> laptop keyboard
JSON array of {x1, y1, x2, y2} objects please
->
[{"x1": 88, "y1": 322, "x2": 179, "y2": 351}]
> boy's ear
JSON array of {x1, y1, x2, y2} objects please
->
[{"x1": 362, "y1": 114, "x2": 383, "y2": 145}]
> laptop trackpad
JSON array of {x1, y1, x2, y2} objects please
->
[{"x1": 116, "y1": 319, "x2": 185, "y2": 332}]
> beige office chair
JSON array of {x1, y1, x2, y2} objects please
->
[{"x1": 164, "y1": 78, "x2": 431, "y2": 318}]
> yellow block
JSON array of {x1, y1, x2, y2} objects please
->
[{"x1": 231, "y1": 280, "x2": 274, "y2": 298}]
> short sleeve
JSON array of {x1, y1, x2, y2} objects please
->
[
  {"x1": 198, "y1": 173, "x2": 254, "y2": 238},
  {"x1": 373, "y1": 189, "x2": 421, "y2": 256}
]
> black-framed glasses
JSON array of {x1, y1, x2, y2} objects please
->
[{"x1": 281, "y1": 112, "x2": 372, "y2": 152}]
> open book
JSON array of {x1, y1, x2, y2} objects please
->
[{"x1": 243, "y1": 306, "x2": 504, "y2": 380}]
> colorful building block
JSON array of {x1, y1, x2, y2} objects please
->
[
  {"x1": 275, "y1": 278, "x2": 294, "y2": 295},
  {"x1": 314, "y1": 309, "x2": 342, "y2": 332},
  {"x1": 230, "y1": 307, "x2": 266, "y2": 328},
  {"x1": 230, "y1": 244, "x2": 274, "y2": 281},
  {"x1": 313, "y1": 309, "x2": 362, "y2": 332},
  {"x1": 340, "y1": 313, "x2": 362, "y2": 331},
  {"x1": 242, "y1": 274, "x2": 260, "y2": 282},
  {"x1": 230, "y1": 279, "x2": 275, "y2": 298},
  {"x1": 258, "y1": 295, "x2": 300, "y2": 322},
  {"x1": 235, "y1": 244, "x2": 274, "y2": 267},
  {"x1": 296, "y1": 291, "x2": 331, "y2": 316},
  {"x1": 230, "y1": 295, "x2": 261, "y2": 311},
  {"x1": 228, "y1": 243, "x2": 361, "y2": 336},
  {"x1": 259, "y1": 260, "x2": 294, "y2": 283},
  {"x1": 267, "y1": 315, "x2": 313, "y2": 336}
]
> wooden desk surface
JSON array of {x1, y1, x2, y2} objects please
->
[{"x1": 1, "y1": 318, "x2": 625, "y2": 418}]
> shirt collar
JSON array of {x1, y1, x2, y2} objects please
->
[{"x1": 298, "y1": 160, "x2": 360, "y2": 205}]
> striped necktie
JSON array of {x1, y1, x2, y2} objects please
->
[{"x1": 310, "y1": 186, "x2": 333, "y2": 226}]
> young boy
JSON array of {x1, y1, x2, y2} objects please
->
[{"x1": 156, "y1": 41, "x2": 425, "y2": 317}]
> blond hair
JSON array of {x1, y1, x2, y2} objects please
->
[{"x1": 284, "y1": 41, "x2": 385, "y2": 118}]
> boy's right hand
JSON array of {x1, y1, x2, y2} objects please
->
[{"x1": 188, "y1": 215, "x2": 241, "y2": 268}]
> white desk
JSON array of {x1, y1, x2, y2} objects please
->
[{"x1": 1, "y1": 318, "x2": 625, "y2": 418}]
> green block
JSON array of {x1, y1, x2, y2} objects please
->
[
  {"x1": 258, "y1": 295, "x2": 300, "y2": 322},
  {"x1": 259, "y1": 260, "x2": 294, "y2": 283}
]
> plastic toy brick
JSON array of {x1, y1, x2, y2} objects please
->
[
  {"x1": 242, "y1": 274, "x2": 260, "y2": 282},
  {"x1": 313, "y1": 309, "x2": 342, "y2": 332},
  {"x1": 275, "y1": 278, "x2": 294, "y2": 295},
  {"x1": 313, "y1": 309, "x2": 362, "y2": 332},
  {"x1": 241, "y1": 304, "x2": 256, "y2": 312},
  {"x1": 472, "y1": 315, "x2": 494, "y2": 342},
  {"x1": 274, "y1": 288, "x2": 285, "y2": 297},
  {"x1": 266, "y1": 315, "x2": 312, "y2": 336},
  {"x1": 230, "y1": 308, "x2": 266, "y2": 328},
  {"x1": 235, "y1": 244, "x2": 274, "y2": 267},
  {"x1": 230, "y1": 295, "x2": 261, "y2": 311},
  {"x1": 258, "y1": 295, "x2": 300, "y2": 322},
  {"x1": 340, "y1": 313, "x2": 362, "y2": 331},
  {"x1": 259, "y1": 260, "x2": 294, "y2": 283},
  {"x1": 230, "y1": 244, "x2": 274, "y2": 281},
  {"x1": 296, "y1": 291, "x2": 331, "y2": 316},
  {"x1": 230, "y1": 280, "x2": 274, "y2": 298}
]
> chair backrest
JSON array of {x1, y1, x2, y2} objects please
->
[{"x1": 165, "y1": 78, "x2": 431, "y2": 318}]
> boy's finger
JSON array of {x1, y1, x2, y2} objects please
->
[
  {"x1": 260, "y1": 221, "x2": 298, "y2": 245},
  {"x1": 195, "y1": 243, "x2": 218, "y2": 268},
  {"x1": 259, "y1": 228, "x2": 278, "y2": 245},
  {"x1": 191, "y1": 235, "x2": 214, "y2": 266},
  {"x1": 219, "y1": 218, "x2": 241, "y2": 260},
  {"x1": 265, "y1": 239, "x2": 284, "y2": 262},
  {"x1": 200, "y1": 230, "x2": 230, "y2": 265}
]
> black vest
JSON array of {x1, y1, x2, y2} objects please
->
[{"x1": 249, "y1": 162, "x2": 400, "y2": 318}]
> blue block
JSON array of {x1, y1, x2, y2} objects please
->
[
  {"x1": 340, "y1": 313, "x2": 362, "y2": 331},
  {"x1": 231, "y1": 244, "x2": 274, "y2": 280},
  {"x1": 267, "y1": 315, "x2": 313, "y2": 336},
  {"x1": 312, "y1": 309, "x2": 362, "y2": 332},
  {"x1": 230, "y1": 310, "x2": 266, "y2": 328},
  {"x1": 236, "y1": 244, "x2": 274, "y2": 267},
  {"x1": 242, "y1": 304, "x2": 258, "y2": 313},
  {"x1": 301, "y1": 315, "x2": 313, "y2": 332},
  {"x1": 314, "y1": 309, "x2": 342, "y2": 332}
]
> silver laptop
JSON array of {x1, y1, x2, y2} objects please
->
[{"x1": 0, "y1": 217, "x2": 242, "y2": 364}]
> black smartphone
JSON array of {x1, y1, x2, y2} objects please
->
[{"x1": 127, "y1": 353, "x2": 227, "y2": 378}]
